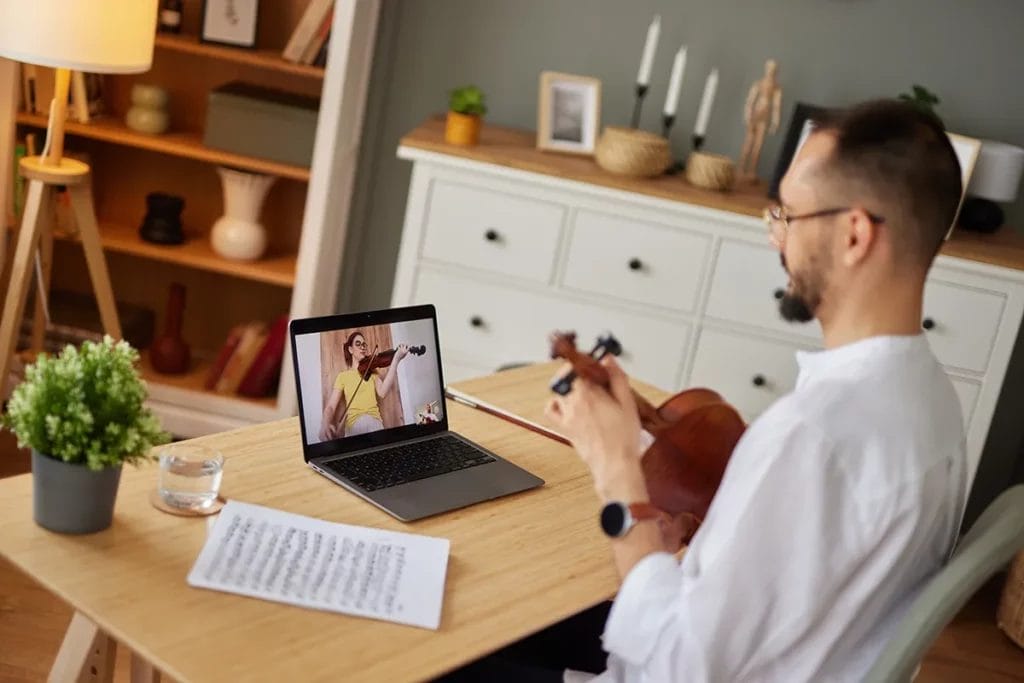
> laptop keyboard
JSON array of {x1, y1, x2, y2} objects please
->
[{"x1": 321, "y1": 436, "x2": 496, "y2": 492}]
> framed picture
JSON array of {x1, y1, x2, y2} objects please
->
[
  {"x1": 945, "y1": 132, "x2": 982, "y2": 236},
  {"x1": 768, "y1": 102, "x2": 837, "y2": 200},
  {"x1": 537, "y1": 71, "x2": 602, "y2": 155},
  {"x1": 201, "y1": 0, "x2": 260, "y2": 48}
]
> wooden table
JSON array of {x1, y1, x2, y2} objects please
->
[{"x1": 0, "y1": 363, "x2": 665, "y2": 683}]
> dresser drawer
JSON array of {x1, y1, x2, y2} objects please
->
[
  {"x1": 705, "y1": 239, "x2": 822, "y2": 341},
  {"x1": 421, "y1": 179, "x2": 565, "y2": 284},
  {"x1": 411, "y1": 268, "x2": 691, "y2": 391},
  {"x1": 922, "y1": 279, "x2": 1005, "y2": 373},
  {"x1": 688, "y1": 328, "x2": 814, "y2": 421},
  {"x1": 562, "y1": 210, "x2": 711, "y2": 313}
]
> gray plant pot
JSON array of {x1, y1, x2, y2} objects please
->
[{"x1": 31, "y1": 450, "x2": 122, "y2": 534}]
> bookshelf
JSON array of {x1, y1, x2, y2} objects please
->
[{"x1": 0, "y1": 0, "x2": 380, "y2": 438}]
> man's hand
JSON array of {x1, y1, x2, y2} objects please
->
[{"x1": 545, "y1": 356, "x2": 647, "y2": 501}]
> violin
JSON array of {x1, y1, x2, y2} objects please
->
[
  {"x1": 358, "y1": 345, "x2": 426, "y2": 378},
  {"x1": 550, "y1": 331, "x2": 746, "y2": 542}
]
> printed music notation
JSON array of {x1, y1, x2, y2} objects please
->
[{"x1": 187, "y1": 501, "x2": 450, "y2": 629}]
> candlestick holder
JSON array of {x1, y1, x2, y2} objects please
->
[
  {"x1": 630, "y1": 84, "x2": 649, "y2": 129},
  {"x1": 661, "y1": 114, "x2": 675, "y2": 140}
]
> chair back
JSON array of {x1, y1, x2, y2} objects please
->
[{"x1": 865, "y1": 484, "x2": 1024, "y2": 682}]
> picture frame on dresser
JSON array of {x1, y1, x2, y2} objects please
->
[
  {"x1": 945, "y1": 132, "x2": 982, "y2": 236},
  {"x1": 201, "y1": 0, "x2": 260, "y2": 48},
  {"x1": 768, "y1": 102, "x2": 835, "y2": 200},
  {"x1": 537, "y1": 71, "x2": 602, "y2": 156}
]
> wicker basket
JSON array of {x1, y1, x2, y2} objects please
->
[
  {"x1": 594, "y1": 126, "x2": 671, "y2": 177},
  {"x1": 998, "y1": 549, "x2": 1024, "y2": 648},
  {"x1": 685, "y1": 151, "x2": 736, "y2": 191}
]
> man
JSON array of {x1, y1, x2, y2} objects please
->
[
  {"x1": 540, "y1": 98, "x2": 969, "y2": 681},
  {"x1": 436, "y1": 98, "x2": 967, "y2": 683}
]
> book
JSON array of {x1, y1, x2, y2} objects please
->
[
  {"x1": 214, "y1": 322, "x2": 268, "y2": 394},
  {"x1": 299, "y1": 8, "x2": 333, "y2": 65},
  {"x1": 282, "y1": 0, "x2": 334, "y2": 63},
  {"x1": 237, "y1": 314, "x2": 288, "y2": 398},
  {"x1": 204, "y1": 324, "x2": 246, "y2": 390}
]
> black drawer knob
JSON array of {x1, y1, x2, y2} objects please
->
[
  {"x1": 469, "y1": 316, "x2": 484, "y2": 328},
  {"x1": 773, "y1": 288, "x2": 784, "y2": 300},
  {"x1": 922, "y1": 318, "x2": 935, "y2": 331},
  {"x1": 628, "y1": 258, "x2": 643, "y2": 271},
  {"x1": 752, "y1": 374, "x2": 766, "y2": 387},
  {"x1": 484, "y1": 229, "x2": 499, "y2": 242}
]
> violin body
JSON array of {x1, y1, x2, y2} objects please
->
[
  {"x1": 550, "y1": 332, "x2": 745, "y2": 537},
  {"x1": 358, "y1": 344, "x2": 426, "y2": 378}
]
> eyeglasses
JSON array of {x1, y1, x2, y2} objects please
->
[
  {"x1": 351, "y1": 340, "x2": 368, "y2": 349},
  {"x1": 763, "y1": 204, "x2": 885, "y2": 244}
]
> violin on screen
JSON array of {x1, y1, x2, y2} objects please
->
[
  {"x1": 549, "y1": 331, "x2": 746, "y2": 543},
  {"x1": 358, "y1": 345, "x2": 426, "y2": 379}
]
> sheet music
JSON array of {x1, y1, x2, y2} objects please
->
[{"x1": 187, "y1": 501, "x2": 450, "y2": 630}]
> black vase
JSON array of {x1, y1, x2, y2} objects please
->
[{"x1": 139, "y1": 192, "x2": 185, "y2": 245}]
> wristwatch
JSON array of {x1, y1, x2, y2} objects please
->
[{"x1": 600, "y1": 501, "x2": 661, "y2": 538}]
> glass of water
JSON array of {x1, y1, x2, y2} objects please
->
[{"x1": 158, "y1": 443, "x2": 224, "y2": 512}]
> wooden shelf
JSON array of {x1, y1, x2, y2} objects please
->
[
  {"x1": 10, "y1": 221, "x2": 296, "y2": 287},
  {"x1": 97, "y1": 221, "x2": 296, "y2": 287},
  {"x1": 139, "y1": 351, "x2": 278, "y2": 410},
  {"x1": 154, "y1": 33, "x2": 325, "y2": 79},
  {"x1": 16, "y1": 112, "x2": 311, "y2": 182}
]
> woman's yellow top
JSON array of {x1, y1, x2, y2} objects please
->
[{"x1": 333, "y1": 368, "x2": 381, "y2": 429}]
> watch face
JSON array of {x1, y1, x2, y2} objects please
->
[{"x1": 601, "y1": 502, "x2": 627, "y2": 537}]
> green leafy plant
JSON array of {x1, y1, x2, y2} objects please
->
[
  {"x1": 449, "y1": 85, "x2": 487, "y2": 116},
  {"x1": 899, "y1": 84, "x2": 943, "y2": 123},
  {"x1": 2, "y1": 336, "x2": 170, "y2": 470}
]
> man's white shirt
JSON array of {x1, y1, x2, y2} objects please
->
[{"x1": 569, "y1": 333, "x2": 967, "y2": 682}]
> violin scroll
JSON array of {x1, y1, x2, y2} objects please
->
[{"x1": 548, "y1": 331, "x2": 622, "y2": 396}]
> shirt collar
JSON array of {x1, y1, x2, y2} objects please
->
[{"x1": 795, "y1": 334, "x2": 928, "y2": 384}]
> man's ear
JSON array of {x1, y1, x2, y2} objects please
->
[{"x1": 841, "y1": 208, "x2": 878, "y2": 267}]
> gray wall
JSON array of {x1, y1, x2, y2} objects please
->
[{"x1": 340, "y1": 0, "x2": 1024, "y2": 521}]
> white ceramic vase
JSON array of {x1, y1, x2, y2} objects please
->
[{"x1": 210, "y1": 167, "x2": 277, "y2": 261}]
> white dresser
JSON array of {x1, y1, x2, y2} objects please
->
[{"x1": 392, "y1": 118, "x2": 1024, "y2": 494}]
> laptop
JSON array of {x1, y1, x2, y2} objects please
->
[{"x1": 288, "y1": 304, "x2": 544, "y2": 522}]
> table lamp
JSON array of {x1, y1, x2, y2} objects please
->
[
  {"x1": 959, "y1": 140, "x2": 1024, "y2": 233},
  {"x1": 0, "y1": 0, "x2": 159, "y2": 392}
]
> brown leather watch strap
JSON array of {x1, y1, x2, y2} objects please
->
[{"x1": 628, "y1": 502, "x2": 663, "y2": 521}]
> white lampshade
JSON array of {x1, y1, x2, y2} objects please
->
[
  {"x1": 967, "y1": 140, "x2": 1024, "y2": 203},
  {"x1": 0, "y1": 0, "x2": 158, "y2": 74}
]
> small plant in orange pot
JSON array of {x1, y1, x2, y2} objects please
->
[{"x1": 445, "y1": 85, "x2": 487, "y2": 146}]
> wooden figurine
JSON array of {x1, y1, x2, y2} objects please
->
[{"x1": 737, "y1": 59, "x2": 783, "y2": 182}]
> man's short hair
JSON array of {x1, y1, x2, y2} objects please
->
[{"x1": 811, "y1": 99, "x2": 962, "y2": 268}]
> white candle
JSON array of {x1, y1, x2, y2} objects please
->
[
  {"x1": 663, "y1": 46, "x2": 687, "y2": 117},
  {"x1": 694, "y1": 68, "x2": 719, "y2": 137},
  {"x1": 636, "y1": 15, "x2": 660, "y2": 86}
]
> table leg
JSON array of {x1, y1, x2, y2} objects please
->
[{"x1": 48, "y1": 611, "x2": 116, "y2": 683}]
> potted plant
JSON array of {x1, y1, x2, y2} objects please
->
[
  {"x1": 2, "y1": 336, "x2": 170, "y2": 534},
  {"x1": 445, "y1": 85, "x2": 487, "y2": 146}
]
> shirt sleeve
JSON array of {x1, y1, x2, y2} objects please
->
[{"x1": 599, "y1": 415, "x2": 859, "y2": 682}]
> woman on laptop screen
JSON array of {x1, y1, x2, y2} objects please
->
[{"x1": 320, "y1": 330, "x2": 412, "y2": 440}]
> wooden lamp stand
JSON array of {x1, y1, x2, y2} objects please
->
[{"x1": 0, "y1": 67, "x2": 122, "y2": 390}]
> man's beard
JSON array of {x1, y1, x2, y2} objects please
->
[{"x1": 778, "y1": 253, "x2": 825, "y2": 323}]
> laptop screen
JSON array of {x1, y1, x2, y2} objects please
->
[{"x1": 290, "y1": 305, "x2": 448, "y2": 461}]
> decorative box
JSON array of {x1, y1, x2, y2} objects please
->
[{"x1": 203, "y1": 81, "x2": 320, "y2": 168}]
